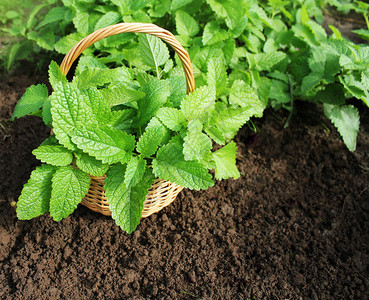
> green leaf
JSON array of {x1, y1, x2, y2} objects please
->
[
  {"x1": 71, "y1": 125, "x2": 135, "y2": 164},
  {"x1": 340, "y1": 74, "x2": 369, "y2": 106},
  {"x1": 339, "y1": 47, "x2": 369, "y2": 71},
  {"x1": 152, "y1": 139, "x2": 214, "y2": 190},
  {"x1": 183, "y1": 120, "x2": 212, "y2": 162},
  {"x1": 324, "y1": 104, "x2": 360, "y2": 152},
  {"x1": 136, "y1": 117, "x2": 170, "y2": 157},
  {"x1": 315, "y1": 84, "x2": 345, "y2": 105},
  {"x1": 94, "y1": 11, "x2": 121, "y2": 31},
  {"x1": 40, "y1": 135, "x2": 59, "y2": 147},
  {"x1": 180, "y1": 86, "x2": 216, "y2": 121},
  {"x1": 75, "y1": 153, "x2": 110, "y2": 177},
  {"x1": 229, "y1": 80, "x2": 265, "y2": 117},
  {"x1": 80, "y1": 87, "x2": 112, "y2": 125},
  {"x1": 269, "y1": 79, "x2": 290, "y2": 104},
  {"x1": 206, "y1": 105, "x2": 252, "y2": 141},
  {"x1": 100, "y1": 83, "x2": 146, "y2": 107},
  {"x1": 136, "y1": 79, "x2": 171, "y2": 126},
  {"x1": 27, "y1": 28, "x2": 55, "y2": 51},
  {"x1": 36, "y1": 7, "x2": 70, "y2": 29},
  {"x1": 49, "y1": 166, "x2": 91, "y2": 221},
  {"x1": 75, "y1": 55, "x2": 106, "y2": 74},
  {"x1": 110, "y1": 109, "x2": 136, "y2": 131},
  {"x1": 12, "y1": 84, "x2": 48, "y2": 120},
  {"x1": 139, "y1": 34, "x2": 170, "y2": 69},
  {"x1": 301, "y1": 73, "x2": 322, "y2": 95},
  {"x1": 167, "y1": 76, "x2": 187, "y2": 107},
  {"x1": 48, "y1": 61, "x2": 67, "y2": 90},
  {"x1": 212, "y1": 141, "x2": 240, "y2": 180},
  {"x1": 175, "y1": 10, "x2": 199, "y2": 37},
  {"x1": 124, "y1": 156, "x2": 147, "y2": 187},
  {"x1": 247, "y1": 51, "x2": 287, "y2": 72},
  {"x1": 16, "y1": 165, "x2": 56, "y2": 220},
  {"x1": 74, "y1": 66, "x2": 132, "y2": 90},
  {"x1": 207, "y1": 57, "x2": 228, "y2": 97},
  {"x1": 156, "y1": 107, "x2": 186, "y2": 131},
  {"x1": 171, "y1": 0, "x2": 194, "y2": 10},
  {"x1": 353, "y1": 29, "x2": 369, "y2": 41},
  {"x1": 206, "y1": 0, "x2": 247, "y2": 31},
  {"x1": 51, "y1": 82, "x2": 96, "y2": 150},
  {"x1": 202, "y1": 21, "x2": 230, "y2": 46},
  {"x1": 54, "y1": 32, "x2": 84, "y2": 54},
  {"x1": 32, "y1": 145, "x2": 73, "y2": 167},
  {"x1": 73, "y1": 11, "x2": 89, "y2": 35},
  {"x1": 105, "y1": 164, "x2": 155, "y2": 233}
]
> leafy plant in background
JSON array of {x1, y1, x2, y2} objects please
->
[
  {"x1": 6, "y1": 0, "x2": 369, "y2": 152},
  {"x1": 0, "y1": 0, "x2": 68, "y2": 71},
  {"x1": 12, "y1": 35, "x2": 264, "y2": 233},
  {"x1": 326, "y1": 0, "x2": 369, "y2": 40}
]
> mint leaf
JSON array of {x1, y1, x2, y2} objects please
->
[
  {"x1": 110, "y1": 109, "x2": 136, "y2": 131},
  {"x1": 136, "y1": 117, "x2": 170, "y2": 157},
  {"x1": 36, "y1": 7, "x2": 70, "y2": 30},
  {"x1": 72, "y1": 125, "x2": 135, "y2": 164},
  {"x1": 175, "y1": 10, "x2": 199, "y2": 37},
  {"x1": 74, "y1": 66, "x2": 132, "y2": 90},
  {"x1": 124, "y1": 156, "x2": 147, "y2": 187},
  {"x1": 230, "y1": 80, "x2": 265, "y2": 117},
  {"x1": 48, "y1": 61, "x2": 67, "y2": 90},
  {"x1": 180, "y1": 86, "x2": 216, "y2": 121},
  {"x1": 247, "y1": 51, "x2": 287, "y2": 72},
  {"x1": 324, "y1": 104, "x2": 360, "y2": 152},
  {"x1": 136, "y1": 79, "x2": 171, "y2": 126},
  {"x1": 171, "y1": 0, "x2": 194, "y2": 10},
  {"x1": 105, "y1": 164, "x2": 155, "y2": 233},
  {"x1": 212, "y1": 141, "x2": 240, "y2": 180},
  {"x1": 54, "y1": 32, "x2": 84, "y2": 54},
  {"x1": 40, "y1": 135, "x2": 59, "y2": 147},
  {"x1": 167, "y1": 76, "x2": 187, "y2": 107},
  {"x1": 49, "y1": 166, "x2": 91, "y2": 221},
  {"x1": 94, "y1": 12, "x2": 121, "y2": 31},
  {"x1": 81, "y1": 87, "x2": 112, "y2": 125},
  {"x1": 32, "y1": 145, "x2": 73, "y2": 167},
  {"x1": 206, "y1": 105, "x2": 252, "y2": 141},
  {"x1": 16, "y1": 164, "x2": 56, "y2": 220},
  {"x1": 206, "y1": 0, "x2": 247, "y2": 31},
  {"x1": 100, "y1": 83, "x2": 145, "y2": 107},
  {"x1": 202, "y1": 21, "x2": 230, "y2": 46},
  {"x1": 340, "y1": 74, "x2": 369, "y2": 106},
  {"x1": 152, "y1": 139, "x2": 214, "y2": 190},
  {"x1": 139, "y1": 34, "x2": 170, "y2": 69},
  {"x1": 73, "y1": 11, "x2": 89, "y2": 36},
  {"x1": 315, "y1": 84, "x2": 345, "y2": 105},
  {"x1": 207, "y1": 57, "x2": 228, "y2": 97},
  {"x1": 12, "y1": 84, "x2": 48, "y2": 120},
  {"x1": 27, "y1": 28, "x2": 55, "y2": 51},
  {"x1": 42, "y1": 97, "x2": 53, "y2": 127},
  {"x1": 156, "y1": 107, "x2": 186, "y2": 131},
  {"x1": 76, "y1": 153, "x2": 110, "y2": 177},
  {"x1": 51, "y1": 82, "x2": 96, "y2": 150},
  {"x1": 183, "y1": 120, "x2": 212, "y2": 162}
]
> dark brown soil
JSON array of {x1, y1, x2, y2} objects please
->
[{"x1": 0, "y1": 72, "x2": 368, "y2": 299}]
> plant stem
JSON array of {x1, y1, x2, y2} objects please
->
[
  {"x1": 364, "y1": 13, "x2": 369, "y2": 30},
  {"x1": 284, "y1": 74, "x2": 294, "y2": 128}
]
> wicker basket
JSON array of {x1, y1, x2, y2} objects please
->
[{"x1": 59, "y1": 23, "x2": 195, "y2": 218}]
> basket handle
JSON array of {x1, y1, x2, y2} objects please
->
[{"x1": 59, "y1": 22, "x2": 195, "y2": 94}]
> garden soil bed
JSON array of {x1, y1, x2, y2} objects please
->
[{"x1": 0, "y1": 73, "x2": 368, "y2": 299}]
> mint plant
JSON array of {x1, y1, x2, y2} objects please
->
[
  {"x1": 12, "y1": 35, "x2": 263, "y2": 233},
  {"x1": 5, "y1": 0, "x2": 368, "y2": 151}
]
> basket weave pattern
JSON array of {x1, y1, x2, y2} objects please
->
[{"x1": 60, "y1": 23, "x2": 194, "y2": 218}]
